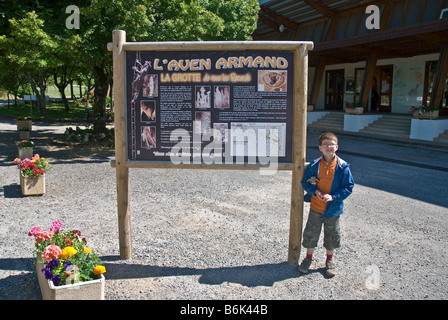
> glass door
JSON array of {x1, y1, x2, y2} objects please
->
[{"x1": 325, "y1": 69, "x2": 344, "y2": 110}]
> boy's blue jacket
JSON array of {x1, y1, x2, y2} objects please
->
[{"x1": 301, "y1": 156, "x2": 354, "y2": 218}]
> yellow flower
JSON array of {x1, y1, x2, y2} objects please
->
[
  {"x1": 83, "y1": 248, "x2": 91, "y2": 254},
  {"x1": 60, "y1": 246, "x2": 78, "y2": 259},
  {"x1": 93, "y1": 265, "x2": 106, "y2": 275}
]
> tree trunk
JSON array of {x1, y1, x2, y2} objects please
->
[
  {"x1": 92, "y1": 65, "x2": 110, "y2": 133},
  {"x1": 26, "y1": 71, "x2": 47, "y2": 116}
]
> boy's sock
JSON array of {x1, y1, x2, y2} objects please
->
[
  {"x1": 306, "y1": 253, "x2": 313, "y2": 260},
  {"x1": 326, "y1": 254, "x2": 333, "y2": 261}
]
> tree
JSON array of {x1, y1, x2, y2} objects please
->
[
  {"x1": 78, "y1": 0, "x2": 259, "y2": 133},
  {"x1": 0, "y1": 11, "x2": 56, "y2": 115}
]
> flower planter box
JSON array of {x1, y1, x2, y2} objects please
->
[
  {"x1": 17, "y1": 119, "x2": 32, "y2": 131},
  {"x1": 413, "y1": 110, "x2": 439, "y2": 120},
  {"x1": 36, "y1": 253, "x2": 105, "y2": 300},
  {"x1": 345, "y1": 107, "x2": 364, "y2": 115},
  {"x1": 20, "y1": 173, "x2": 45, "y2": 196},
  {"x1": 18, "y1": 147, "x2": 34, "y2": 159},
  {"x1": 19, "y1": 130, "x2": 30, "y2": 140}
]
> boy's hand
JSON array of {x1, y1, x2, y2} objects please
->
[{"x1": 315, "y1": 190, "x2": 333, "y2": 202}]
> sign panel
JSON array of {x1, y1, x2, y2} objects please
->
[{"x1": 125, "y1": 50, "x2": 294, "y2": 164}]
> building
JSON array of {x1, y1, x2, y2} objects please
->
[{"x1": 253, "y1": 0, "x2": 448, "y2": 142}]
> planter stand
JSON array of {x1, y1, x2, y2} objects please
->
[
  {"x1": 413, "y1": 110, "x2": 439, "y2": 120},
  {"x1": 20, "y1": 174, "x2": 45, "y2": 196},
  {"x1": 36, "y1": 254, "x2": 105, "y2": 300},
  {"x1": 17, "y1": 120, "x2": 32, "y2": 131},
  {"x1": 345, "y1": 107, "x2": 364, "y2": 115},
  {"x1": 18, "y1": 147, "x2": 34, "y2": 159}
]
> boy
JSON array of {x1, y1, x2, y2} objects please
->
[{"x1": 299, "y1": 132, "x2": 354, "y2": 277}]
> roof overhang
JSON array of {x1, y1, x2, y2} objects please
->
[{"x1": 311, "y1": 17, "x2": 448, "y2": 66}]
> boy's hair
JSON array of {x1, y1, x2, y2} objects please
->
[{"x1": 319, "y1": 132, "x2": 338, "y2": 145}]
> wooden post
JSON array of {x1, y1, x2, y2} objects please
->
[
  {"x1": 112, "y1": 30, "x2": 132, "y2": 259},
  {"x1": 310, "y1": 58, "x2": 326, "y2": 106},
  {"x1": 288, "y1": 44, "x2": 308, "y2": 265},
  {"x1": 430, "y1": 43, "x2": 448, "y2": 110},
  {"x1": 360, "y1": 53, "x2": 378, "y2": 109}
]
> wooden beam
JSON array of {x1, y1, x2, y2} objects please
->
[
  {"x1": 260, "y1": 5, "x2": 300, "y2": 31},
  {"x1": 310, "y1": 59, "x2": 326, "y2": 106},
  {"x1": 430, "y1": 43, "x2": 448, "y2": 109},
  {"x1": 288, "y1": 44, "x2": 308, "y2": 265},
  {"x1": 302, "y1": 0, "x2": 337, "y2": 19},
  {"x1": 111, "y1": 30, "x2": 132, "y2": 260},
  {"x1": 258, "y1": 14, "x2": 280, "y2": 31},
  {"x1": 380, "y1": 0, "x2": 394, "y2": 30},
  {"x1": 360, "y1": 53, "x2": 378, "y2": 108}
]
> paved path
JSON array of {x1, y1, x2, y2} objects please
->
[{"x1": 1, "y1": 116, "x2": 447, "y2": 304}]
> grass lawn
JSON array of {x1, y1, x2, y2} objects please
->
[{"x1": 0, "y1": 100, "x2": 90, "y2": 121}]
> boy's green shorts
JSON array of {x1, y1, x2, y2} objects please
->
[{"x1": 302, "y1": 209, "x2": 341, "y2": 251}]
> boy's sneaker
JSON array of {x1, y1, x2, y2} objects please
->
[
  {"x1": 325, "y1": 260, "x2": 336, "y2": 277},
  {"x1": 298, "y1": 257, "x2": 312, "y2": 274}
]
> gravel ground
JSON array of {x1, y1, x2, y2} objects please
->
[{"x1": 1, "y1": 116, "x2": 448, "y2": 304}]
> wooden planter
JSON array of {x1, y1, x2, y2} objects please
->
[
  {"x1": 18, "y1": 147, "x2": 34, "y2": 159},
  {"x1": 20, "y1": 174, "x2": 45, "y2": 196},
  {"x1": 345, "y1": 107, "x2": 364, "y2": 115},
  {"x1": 17, "y1": 119, "x2": 32, "y2": 131},
  {"x1": 36, "y1": 254, "x2": 105, "y2": 300},
  {"x1": 413, "y1": 110, "x2": 439, "y2": 120}
]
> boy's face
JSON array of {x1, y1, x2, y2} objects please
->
[{"x1": 319, "y1": 139, "x2": 338, "y2": 158}]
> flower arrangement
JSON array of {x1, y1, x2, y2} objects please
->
[
  {"x1": 14, "y1": 154, "x2": 49, "y2": 177},
  {"x1": 345, "y1": 102, "x2": 361, "y2": 110},
  {"x1": 29, "y1": 221, "x2": 106, "y2": 286},
  {"x1": 16, "y1": 116, "x2": 30, "y2": 121},
  {"x1": 409, "y1": 105, "x2": 440, "y2": 114},
  {"x1": 16, "y1": 140, "x2": 34, "y2": 149}
]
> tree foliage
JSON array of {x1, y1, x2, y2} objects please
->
[{"x1": 1, "y1": 0, "x2": 260, "y2": 130}]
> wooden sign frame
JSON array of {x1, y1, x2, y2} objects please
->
[{"x1": 108, "y1": 30, "x2": 313, "y2": 264}]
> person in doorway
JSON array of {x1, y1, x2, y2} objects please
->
[{"x1": 299, "y1": 132, "x2": 354, "y2": 277}]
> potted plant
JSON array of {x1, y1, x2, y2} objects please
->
[
  {"x1": 14, "y1": 154, "x2": 50, "y2": 196},
  {"x1": 16, "y1": 140, "x2": 34, "y2": 159},
  {"x1": 28, "y1": 221, "x2": 106, "y2": 300},
  {"x1": 345, "y1": 102, "x2": 364, "y2": 115},
  {"x1": 16, "y1": 116, "x2": 32, "y2": 131},
  {"x1": 409, "y1": 105, "x2": 439, "y2": 120}
]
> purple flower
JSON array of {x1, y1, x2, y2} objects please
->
[{"x1": 52, "y1": 275, "x2": 61, "y2": 286}]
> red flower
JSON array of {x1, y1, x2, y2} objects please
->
[{"x1": 64, "y1": 237, "x2": 72, "y2": 246}]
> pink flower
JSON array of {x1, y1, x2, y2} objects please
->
[
  {"x1": 42, "y1": 244, "x2": 62, "y2": 262},
  {"x1": 50, "y1": 221, "x2": 63, "y2": 232},
  {"x1": 35, "y1": 230, "x2": 54, "y2": 243},
  {"x1": 28, "y1": 226, "x2": 42, "y2": 237},
  {"x1": 14, "y1": 158, "x2": 21, "y2": 164}
]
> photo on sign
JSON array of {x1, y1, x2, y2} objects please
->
[
  {"x1": 195, "y1": 86, "x2": 211, "y2": 108},
  {"x1": 194, "y1": 111, "x2": 211, "y2": 134},
  {"x1": 257, "y1": 70, "x2": 287, "y2": 92},
  {"x1": 141, "y1": 126, "x2": 156, "y2": 149},
  {"x1": 213, "y1": 86, "x2": 230, "y2": 108},
  {"x1": 143, "y1": 74, "x2": 158, "y2": 97},
  {"x1": 213, "y1": 123, "x2": 229, "y2": 142},
  {"x1": 140, "y1": 100, "x2": 156, "y2": 122}
]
